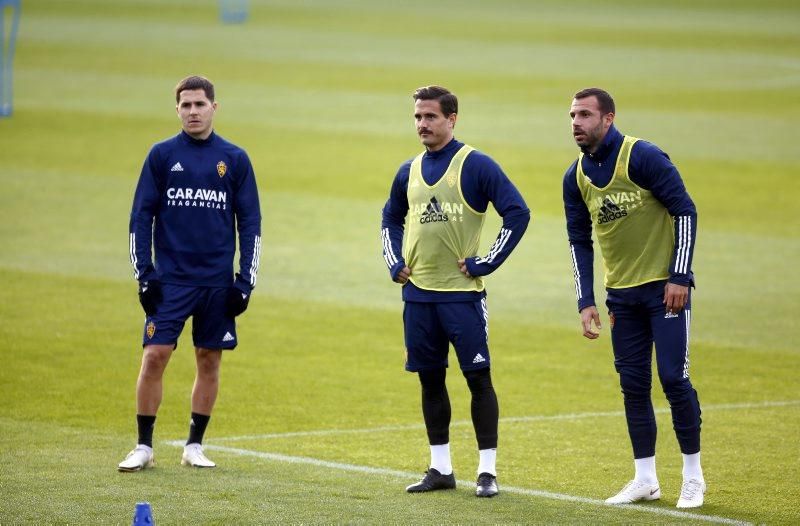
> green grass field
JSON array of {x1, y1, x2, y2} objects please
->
[{"x1": 1, "y1": 0, "x2": 799, "y2": 523}]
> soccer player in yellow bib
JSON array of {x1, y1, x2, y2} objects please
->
[
  {"x1": 563, "y1": 88, "x2": 705, "y2": 508},
  {"x1": 382, "y1": 86, "x2": 530, "y2": 497}
]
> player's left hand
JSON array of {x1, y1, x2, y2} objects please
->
[
  {"x1": 457, "y1": 259, "x2": 472, "y2": 278},
  {"x1": 663, "y1": 282, "x2": 689, "y2": 314},
  {"x1": 226, "y1": 287, "x2": 250, "y2": 317}
]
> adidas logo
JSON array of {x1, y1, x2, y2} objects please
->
[
  {"x1": 170, "y1": 162, "x2": 184, "y2": 172},
  {"x1": 472, "y1": 353, "x2": 486, "y2": 364},
  {"x1": 419, "y1": 196, "x2": 449, "y2": 224},
  {"x1": 599, "y1": 196, "x2": 622, "y2": 216},
  {"x1": 222, "y1": 332, "x2": 235, "y2": 342},
  {"x1": 597, "y1": 196, "x2": 627, "y2": 225},
  {"x1": 425, "y1": 196, "x2": 443, "y2": 215},
  {"x1": 664, "y1": 311, "x2": 679, "y2": 319}
]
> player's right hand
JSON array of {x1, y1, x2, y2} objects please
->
[
  {"x1": 394, "y1": 266, "x2": 412, "y2": 284},
  {"x1": 580, "y1": 305, "x2": 602, "y2": 339},
  {"x1": 138, "y1": 280, "x2": 162, "y2": 317}
]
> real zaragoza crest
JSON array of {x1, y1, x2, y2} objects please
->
[
  {"x1": 447, "y1": 171, "x2": 457, "y2": 188},
  {"x1": 146, "y1": 321, "x2": 156, "y2": 339},
  {"x1": 217, "y1": 161, "x2": 227, "y2": 178}
]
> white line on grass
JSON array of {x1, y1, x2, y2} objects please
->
[
  {"x1": 210, "y1": 399, "x2": 800, "y2": 442},
  {"x1": 163, "y1": 443, "x2": 751, "y2": 526}
]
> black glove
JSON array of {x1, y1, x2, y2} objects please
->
[
  {"x1": 138, "y1": 280, "x2": 162, "y2": 317},
  {"x1": 225, "y1": 286, "x2": 250, "y2": 318}
]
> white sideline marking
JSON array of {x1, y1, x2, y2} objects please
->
[
  {"x1": 161, "y1": 399, "x2": 791, "y2": 524},
  {"x1": 164, "y1": 443, "x2": 751, "y2": 526},
  {"x1": 210, "y1": 399, "x2": 800, "y2": 442}
]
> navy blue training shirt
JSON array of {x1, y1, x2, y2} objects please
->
[{"x1": 129, "y1": 130, "x2": 262, "y2": 291}]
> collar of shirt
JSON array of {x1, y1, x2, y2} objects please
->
[
  {"x1": 581, "y1": 125, "x2": 622, "y2": 164},
  {"x1": 179, "y1": 130, "x2": 217, "y2": 146},
  {"x1": 423, "y1": 137, "x2": 462, "y2": 160},
  {"x1": 419, "y1": 138, "x2": 464, "y2": 186}
]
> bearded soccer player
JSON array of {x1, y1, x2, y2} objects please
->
[
  {"x1": 381, "y1": 86, "x2": 530, "y2": 497},
  {"x1": 563, "y1": 87, "x2": 705, "y2": 508},
  {"x1": 120, "y1": 75, "x2": 261, "y2": 471}
]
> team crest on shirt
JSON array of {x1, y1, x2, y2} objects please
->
[
  {"x1": 216, "y1": 161, "x2": 227, "y2": 178},
  {"x1": 446, "y1": 171, "x2": 457, "y2": 188},
  {"x1": 146, "y1": 321, "x2": 156, "y2": 339}
]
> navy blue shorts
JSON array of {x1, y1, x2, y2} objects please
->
[
  {"x1": 141, "y1": 283, "x2": 237, "y2": 350},
  {"x1": 403, "y1": 298, "x2": 490, "y2": 372}
]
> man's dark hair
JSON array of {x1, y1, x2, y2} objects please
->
[
  {"x1": 574, "y1": 87, "x2": 615, "y2": 115},
  {"x1": 175, "y1": 75, "x2": 215, "y2": 103},
  {"x1": 413, "y1": 85, "x2": 458, "y2": 116}
]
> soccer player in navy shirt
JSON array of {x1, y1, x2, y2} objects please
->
[
  {"x1": 119, "y1": 76, "x2": 262, "y2": 472},
  {"x1": 562, "y1": 88, "x2": 705, "y2": 508},
  {"x1": 381, "y1": 86, "x2": 529, "y2": 497}
]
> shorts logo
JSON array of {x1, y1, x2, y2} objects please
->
[
  {"x1": 609, "y1": 311, "x2": 615, "y2": 329},
  {"x1": 664, "y1": 311, "x2": 679, "y2": 319},
  {"x1": 217, "y1": 161, "x2": 227, "y2": 178},
  {"x1": 472, "y1": 353, "x2": 486, "y2": 364},
  {"x1": 146, "y1": 321, "x2": 156, "y2": 339},
  {"x1": 222, "y1": 332, "x2": 235, "y2": 342}
]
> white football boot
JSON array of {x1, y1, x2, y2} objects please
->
[
  {"x1": 676, "y1": 478, "x2": 706, "y2": 508},
  {"x1": 181, "y1": 443, "x2": 216, "y2": 468},
  {"x1": 118, "y1": 445, "x2": 155, "y2": 472},
  {"x1": 605, "y1": 479, "x2": 661, "y2": 504}
]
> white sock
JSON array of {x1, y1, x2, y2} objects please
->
[
  {"x1": 478, "y1": 448, "x2": 497, "y2": 476},
  {"x1": 430, "y1": 444, "x2": 452, "y2": 475},
  {"x1": 682, "y1": 452, "x2": 703, "y2": 481},
  {"x1": 633, "y1": 456, "x2": 658, "y2": 485}
]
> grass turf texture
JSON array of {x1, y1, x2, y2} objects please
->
[{"x1": 1, "y1": 0, "x2": 798, "y2": 523}]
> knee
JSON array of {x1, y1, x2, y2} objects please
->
[
  {"x1": 659, "y1": 372, "x2": 693, "y2": 399},
  {"x1": 141, "y1": 346, "x2": 172, "y2": 377},
  {"x1": 195, "y1": 348, "x2": 222, "y2": 378},
  {"x1": 463, "y1": 367, "x2": 493, "y2": 394},
  {"x1": 618, "y1": 369, "x2": 651, "y2": 398},
  {"x1": 418, "y1": 368, "x2": 446, "y2": 394}
]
